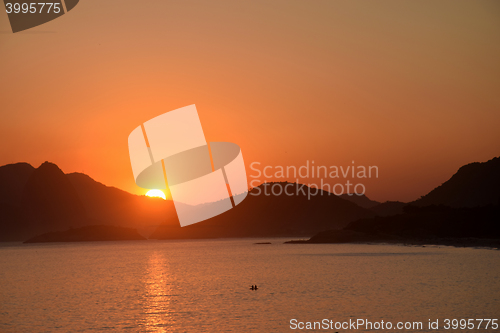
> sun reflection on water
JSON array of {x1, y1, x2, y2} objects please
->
[{"x1": 141, "y1": 251, "x2": 173, "y2": 332}]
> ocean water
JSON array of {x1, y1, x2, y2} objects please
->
[{"x1": 0, "y1": 239, "x2": 499, "y2": 332}]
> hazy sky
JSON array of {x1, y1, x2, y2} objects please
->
[{"x1": 1, "y1": 0, "x2": 499, "y2": 202}]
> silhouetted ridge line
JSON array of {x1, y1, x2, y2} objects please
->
[
  {"x1": 0, "y1": 161, "x2": 175, "y2": 241},
  {"x1": 412, "y1": 156, "x2": 500, "y2": 208},
  {"x1": 293, "y1": 156, "x2": 500, "y2": 248},
  {"x1": 149, "y1": 182, "x2": 373, "y2": 239},
  {"x1": 340, "y1": 193, "x2": 380, "y2": 209},
  {"x1": 2, "y1": 155, "x2": 499, "y2": 243}
]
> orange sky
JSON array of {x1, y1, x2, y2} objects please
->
[{"x1": 1, "y1": 0, "x2": 499, "y2": 202}]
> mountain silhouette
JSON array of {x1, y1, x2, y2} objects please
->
[
  {"x1": 66, "y1": 172, "x2": 175, "y2": 230},
  {"x1": 150, "y1": 182, "x2": 374, "y2": 239},
  {"x1": 370, "y1": 201, "x2": 407, "y2": 217},
  {"x1": 301, "y1": 156, "x2": 500, "y2": 246},
  {"x1": 411, "y1": 157, "x2": 500, "y2": 208},
  {"x1": 346, "y1": 204, "x2": 500, "y2": 238},
  {"x1": 2, "y1": 155, "x2": 499, "y2": 243},
  {"x1": 0, "y1": 162, "x2": 173, "y2": 241},
  {"x1": 21, "y1": 162, "x2": 87, "y2": 222},
  {"x1": 364, "y1": 156, "x2": 500, "y2": 218},
  {"x1": 0, "y1": 162, "x2": 375, "y2": 241},
  {"x1": 339, "y1": 194, "x2": 380, "y2": 209},
  {"x1": 3, "y1": 162, "x2": 96, "y2": 240},
  {"x1": 0, "y1": 162, "x2": 35, "y2": 207}
]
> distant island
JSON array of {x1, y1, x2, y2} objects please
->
[{"x1": 24, "y1": 225, "x2": 146, "y2": 243}]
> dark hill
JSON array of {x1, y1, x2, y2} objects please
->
[
  {"x1": 339, "y1": 194, "x2": 380, "y2": 209},
  {"x1": 0, "y1": 162, "x2": 175, "y2": 241},
  {"x1": 370, "y1": 201, "x2": 407, "y2": 217},
  {"x1": 0, "y1": 163, "x2": 35, "y2": 241},
  {"x1": 0, "y1": 162, "x2": 35, "y2": 207},
  {"x1": 294, "y1": 156, "x2": 500, "y2": 247},
  {"x1": 345, "y1": 205, "x2": 500, "y2": 239},
  {"x1": 16, "y1": 162, "x2": 93, "y2": 239},
  {"x1": 150, "y1": 182, "x2": 374, "y2": 239},
  {"x1": 24, "y1": 225, "x2": 146, "y2": 243},
  {"x1": 66, "y1": 172, "x2": 174, "y2": 230},
  {"x1": 299, "y1": 204, "x2": 500, "y2": 247},
  {"x1": 1, "y1": 163, "x2": 373, "y2": 241},
  {"x1": 412, "y1": 157, "x2": 500, "y2": 208},
  {"x1": 21, "y1": 162, "x2": 87, "y2": 222},
  {"x1": 0, "y1": 202, "x2": 27, "y2": 241}
]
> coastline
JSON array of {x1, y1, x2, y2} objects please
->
[{"x1": 284, "y1": 237, "x2": 500, "y2": 250}]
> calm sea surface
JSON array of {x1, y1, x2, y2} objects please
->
[{"x1": 0, "y1": 239, "x2": 499, "y2": 332}]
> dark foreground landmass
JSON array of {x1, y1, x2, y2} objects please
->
[
  {"x1": 24, "y1": 225, "x2": 146, "y2": 243},
  {"x1": 285, "y1": 230, "x2": 500, "y2": 249},
  {"x1": 285, "y1": 204, "x2": 500, "y2": 249}
]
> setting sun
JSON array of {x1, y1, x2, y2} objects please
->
[{"x1": 145, "y1": 189, "x2": 166, "y2": 200}]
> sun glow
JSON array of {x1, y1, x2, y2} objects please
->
[{"x1": 145, "y1": 189, "x2": 167, "y2": 200}]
